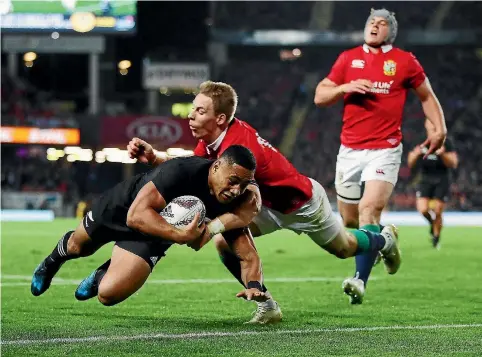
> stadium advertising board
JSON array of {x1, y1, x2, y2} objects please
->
[
  {"x1": 0, "y1": 127, "x2": 80, "y2": 145},
  {"x1": 143, "y1": 63, "x2": 209, "y2": 89},
  {"x1": 0, "y1": 0, "x2": 136, "y2": 34},
  {"x1": 1, "y1": 192, "x2": 63, "y2": 212},
  {"x1": 100, "y1": 116, "x2": 197, "y2": 149}
]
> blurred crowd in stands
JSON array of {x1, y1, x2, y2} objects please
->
[
  {"x1": 212, "y1": 1, "x2": 482, "y2": 31},
  {"x1": 2, "y1": 1, "x2": 481, "y2": 211}
]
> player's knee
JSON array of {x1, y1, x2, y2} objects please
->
[
  {"x1": 97, "y1": 286, "x2": 122, "y2": 306},
  {"x1": 97, "y1": 293, "x2": 119, "y2": 306}
]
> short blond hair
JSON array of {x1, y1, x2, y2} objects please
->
[{"x1": 199, "y1": 81, "x2": 238, "y2": 122}]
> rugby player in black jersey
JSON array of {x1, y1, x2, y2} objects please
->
[
  {"x1": 31, "y1": 146, "x2": 268, "y2": 308},
  {"x1": 408, "y1": 119, "x2": 458, "y2": 248}
]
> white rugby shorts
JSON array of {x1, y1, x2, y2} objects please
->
[
  {"x1": 335, "y1": 144, "x2": 403, "y2": 204},
  {"x1": 252, "y1": 178, "x2": 341, "y2": 247}
]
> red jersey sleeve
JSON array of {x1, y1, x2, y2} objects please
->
[
  {"x1": 326, "y1": 52, "x2": 347, "y2": 85},
  {"x1": 193, "y1": 141, "x2": 208, "y2": 158},
  {"x1": 406, "y1": 53, "x2": 426, "y2": 89}
]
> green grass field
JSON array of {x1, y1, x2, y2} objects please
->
[
  {"x1": 1, "y1": 220, "x2": 482, "y2": 356},
  {"x1": 10, "y1": 0, "x2": 136, "y2": 16}
]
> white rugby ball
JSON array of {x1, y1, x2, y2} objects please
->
[{"x1": 160, "y1": 195, "x2": 206, "y2": 228}]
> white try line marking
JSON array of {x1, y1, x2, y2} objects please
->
[
  {"x1": 2, "y1": 324, "x2": 482, "y2": 346},
  {"x1": 0, "y1": 275, "x2": 380, "y2": 287}
]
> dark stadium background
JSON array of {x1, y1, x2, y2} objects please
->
[{"x1": 2, "y1": 0, "x2": 481, "y2": 216}]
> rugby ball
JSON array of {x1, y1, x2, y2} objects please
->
[{"x1": 160, "y1": 195, "x2": 206, "y2": 228}]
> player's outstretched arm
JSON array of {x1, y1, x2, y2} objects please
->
[
  {"x1": 127, "y1": 182, "x2": 205, "y2": 244},
  {"x1": 414, "y1": 79, "x2": 447, "y2": 157},
  {"x1": 226, "y1": 229, "x2": 268, "y2": 302},
  {"x1": 127, "y1": 137, "x2": 185, "y2": 167}
]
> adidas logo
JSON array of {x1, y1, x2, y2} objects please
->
[
  {"x1": 150, "y1": 256, "x2": 159, "y2": 265},
  {"x1": 163, "y1": 206, "x2": 174, "y2": 218}
]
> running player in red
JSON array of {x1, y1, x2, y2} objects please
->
[
  {"x1": 314, "y1": 8, "x2": 447, "y2": 304},
  {"x1": 117, "y1": 81, "x2": 401, "y2": 324}
]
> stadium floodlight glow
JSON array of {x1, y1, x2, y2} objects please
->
[
  {"x1": 95, "y1": 157, "x2": 106, "y2": 163},
  {"x1": 51, "y1": 32, "x2": 60, "y2": 40},
  {"x1": 46, "y1": 155, "x2": 59, "y2": 161},
  {"x1": 292, "y1": 48, "x2": 302, "y2": 57},
  {"x1": 47, "y1": 148, "x2": 57, "y2": 155},
  {"x1": 23, "y1": 52, "x2": 37, "y2": 62},
  {"x1": 118, "y1": 60, "x2": 132, "y2": 70},
  {"x1": 160, "y1": 87, "x2": 168, "y2": 95},
  {"x1": 166, "y1": 148, "x2": 194, "y2": 157},
  {"x1": 64, "y1": 146, "x2": 81, "y2": 154},
  {"x1": 95, "y1": 151, "x2": 106, "y2": 159},
  {"x1": 102, "y1": 148, "x2": 121, "y2": 153},
  {"x1": 25, "y1": 61, "x2": 33, "y2": 68},
  {"x1": 66, "y1": 154, "x2": 77, "y2": 162},
  {"x1": 119, "y1": 69, "x2": 128, "y2": 76}
]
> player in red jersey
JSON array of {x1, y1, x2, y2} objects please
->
[
  {"x1": 118, "y1": 81, "x2": 401, "y2": 324},
  {"x1": 314, "y1": 8, "x2": 447, "y2": 304}
]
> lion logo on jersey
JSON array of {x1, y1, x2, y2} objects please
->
[{"x1": 383, "y1": 60, "x2": 397, "y2": 76}]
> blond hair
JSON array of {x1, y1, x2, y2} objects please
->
[{"x1": 199, "y1": 81, "x2": 238, "y2": 122}]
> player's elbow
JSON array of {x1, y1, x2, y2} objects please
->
[
  {"x1": 450, "y1": 156, "x2": 459, "y2": 169},
  {"x1": 126, "y1": 209, "x2": 143, "y2": 230},
  {"x1": 314, "y1": 94, "x2": 329, "y2": 107}
]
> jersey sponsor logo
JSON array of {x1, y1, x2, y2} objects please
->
[
  {"x1": 383, "y1": 60, "x2": 397, "y2": 76},
  {"x1": 387, "y1": 138, "x2": 398, "y2": 146},
  {"x1": 370, "y1": 80, "x2": 394, "y2": 94},
  {"x1": 376, "y1": 168, "x2": 385, "y2": 175},
  {"x1": 351, "y1": 59, "x2": 365, "y2": 69}
]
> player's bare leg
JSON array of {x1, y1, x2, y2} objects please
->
[
  {"x1": 213, "y1": 225, "x2": 282, "y2": 324},
  {"x1": 31, "y1": 219, "x2": 101, "y2": 296},
  {"x1": 416, "y1": 197, "x2": 435, "y2": 238},
  {"x1": 337, "y1": 200, "x2": 360, "y2": 229},
  {"x1": 97, "y1": 246, "x2": 151, "y2": 305},
  {"x1": 342, "y1": 180, "x2": 396, "y2": 304},
  {"x1": 431, "y1": 199, "x2": 445, "y2": 249},
  {"x1": 75, "y1": 246, "x2": 152, "y2": 304}
]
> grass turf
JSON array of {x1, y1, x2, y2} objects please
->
[{"x1": 1, "y1": 220, "x2": 481, "y2": 356}]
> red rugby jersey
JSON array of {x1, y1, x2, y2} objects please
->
[
  {"x1": 194, "y1": 119, "x2": 313, "y2": 213},
  {"x1": 327, "y1": 44, "x2": 426, "y2": 149}
]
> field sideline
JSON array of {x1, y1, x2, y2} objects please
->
[{"x1": 1, "y1": 220, "x2": 481, "y2": 356}]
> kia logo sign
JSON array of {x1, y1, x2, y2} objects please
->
[{"x1": 126, "y1": 117, "x2": 183, "y2": 144}]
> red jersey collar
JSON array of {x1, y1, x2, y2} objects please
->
[{"x1": 362, "y1": 43, "x2": 393, "y2": 53}]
